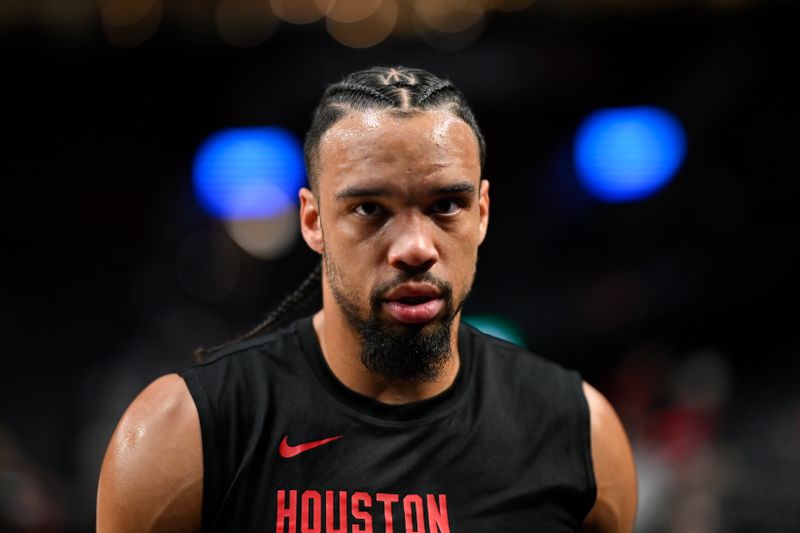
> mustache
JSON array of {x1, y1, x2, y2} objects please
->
[{"x1": 370, "y1": 272, "x2": 453, "y2": 304}]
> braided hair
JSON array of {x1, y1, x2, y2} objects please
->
[{"x1": 195, "y1": 66, "x2": 484, "y2": 360}]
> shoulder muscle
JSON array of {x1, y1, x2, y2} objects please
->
[
  {"x1": 97, "y1": 373, "x2": 202, "y2": 533},
  {"x1": 581, "y1": 381, "x2": 637, "y2": 533}
]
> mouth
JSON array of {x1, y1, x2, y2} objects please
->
[
  {"x1": 382, "y1": 291, "x2": 444, "y2": 324},
  {"x1": 394, "y1": 295, "x2": 436, "y2": 305}
]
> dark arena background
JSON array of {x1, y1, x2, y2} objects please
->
[{"x1": 2, "y1": 0, "x2": 799, "y2": 531}]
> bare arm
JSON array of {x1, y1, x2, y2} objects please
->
[
  {"x1": 97, "y1": 373, "x2": 203, "y2": 533},
  {"x1": 581, "y1": 382, "x2": 637, "y2": 533}
]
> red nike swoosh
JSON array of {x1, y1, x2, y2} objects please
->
[{"x1": 279, "y1": 435, "x2": 342, "y2": 458}]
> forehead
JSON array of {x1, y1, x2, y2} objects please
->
[{"x1": 316, "y1": 109, "x2": 481, "y2": 194}]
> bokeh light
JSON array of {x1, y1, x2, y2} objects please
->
[
  {"x1": 326, "y1": 0, "x2": 398, "y2": 48},
  {"x1": 100, "y1": 0, "x2": 162, "y2": 47},
  {"x1": 574, "y1": 106, "x2": 687, "y2": 202},
  {"x1": 412, "y1": 0, "x2": 456, "y2": 21},
  {"x1": 413, "y1": 0, "x2": 485, "y2": 51},
  {"x1": 270, "y1": 0, "x2": 328, "y2": 24},
  {"x1": 492, "y1": 0, "x2": 537, "y2": 12},
  {"x1": 321, "y1": 0, "x2": 383, "y2": 23},
  {"x1": 215, "y1": 0, "x2": 278, "y2": 47},
  {"x1": 463, "y1": 315, "x2": 526, "y2": 346},
  {"x1": 413, "y1": 0, "x2": 484, "y2": 33},
  {"x1": 39, "y1": 0, "x2": 95, "y2": 33},
  {"x1": 223, "y1": 208, "x2": 299, "y2": 260},
  {"x1": 193, "y1": 127, "x2": 306, "y2": 220},
  {"x1": 100, "y1": 0, "x2": 157, "y2": 27}
]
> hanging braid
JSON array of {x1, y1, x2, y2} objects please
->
[
  {"x1": 193, "y1": 262, "x2": 322, "y2": 361},
  {"x1": 304, "y1": 66, "x2": 486, "y2": 193},
  {"x1": 194, "y1": 67, "x2": 484, "y2": 361}
]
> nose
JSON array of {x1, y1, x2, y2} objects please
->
[{"x1": 387, "y1": 212, "x2": 439, "y2": 273}]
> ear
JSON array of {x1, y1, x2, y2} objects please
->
[
  {"x1": 478, "y1": 179, "x2": 490, "y2": 245},
  {"x1": 299, "y1": 187, "x2": 324, "y2": 254}
]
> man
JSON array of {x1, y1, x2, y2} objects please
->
[{"x1": 97, "y1": 66, "x2": 636, "y2": 532}]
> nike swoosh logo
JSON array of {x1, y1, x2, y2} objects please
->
[{"x1": 279, "y1": 435, "x2": 343, "y2": 458}]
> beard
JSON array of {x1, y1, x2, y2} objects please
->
[{"x1": 325, "y1": 253, "x2": 472, "y2": 384}]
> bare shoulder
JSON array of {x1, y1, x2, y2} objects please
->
[
  {"x1": 580, "y1": 381, "x2": 637, "y2": 533},
  {"x1": 97, "y1": 373, "x2": 202, "y2": 533}
]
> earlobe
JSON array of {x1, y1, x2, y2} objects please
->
[
  {"x1": 299, "y1": 188, "x2": 324, "y2": 254},
  {"x1": 478, "y1": 179, "x2": 490, "y2": 244}
]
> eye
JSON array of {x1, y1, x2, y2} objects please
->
[
  {"x1": 353, "y1": 202, "x2": 387, "y2": 217},
  {"x1": 432, "y1": 198, "x2": 463, "y2": 215}
]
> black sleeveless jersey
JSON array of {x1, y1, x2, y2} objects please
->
[{"x1": 178, "y1": 316, "x2": 596, "y2": 533}]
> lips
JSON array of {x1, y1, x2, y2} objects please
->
[{"x1": 382, "y1": 284, "x2": 444, "y2": 324}]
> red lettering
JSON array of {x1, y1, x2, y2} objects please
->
[
  {"x1": 279, "y1": 489, "x2": 448, "y2": 533},
  {"x1": 351, "y1": 492, "x2": 373, "y2": 533},
  {"x1": 325, "y1": 490, "x2": 347, "y2": 533},
  {"x1": 426, "y1": 494, "x2": 450, "y2": 533},
  {"x1": 276, "y1": 490, "x2": 297, "y2": 533},
  {"x1": 301, "y1": 490, "x2": 322, "y2": 533},
  {"x1": 402, "y1": 495, "x2": 425, "y2": 533},
  {"x1": 376, "y1": 493, "x2": 399, "y2": 533}
]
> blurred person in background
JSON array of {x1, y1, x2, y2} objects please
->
[{"x1": 96, "y1": 66, "x2": 636, "y2": 532}]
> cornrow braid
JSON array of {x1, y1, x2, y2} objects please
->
[
  {"x1": 329, "y1": 82, "x2": 397, "y2": 106},
  {"x1": 415, "y1": 80, "x2": 453, "y2": 106},
  {"x1": 193, "y1": 262, "x2": 322, "y2": 361},
  {"x1": 304, "y1": 66, "x2": 486, "y2": 193}
]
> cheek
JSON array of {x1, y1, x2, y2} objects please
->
[
  {"x1": 442, "y1": 223, "x2": 480, "y2": 267},
  {"x1": 330, "y1": 233, "x2": 385, "y2": 272},
  {"x1": 446, "y1": 228, "x2": 480, "y2": 295},
  {"x1": 329, "y1": 215, "x2": 390, "y2": 263},
  {"x1": 324, "y1": 223, "x2": 383, "y2": 291}
]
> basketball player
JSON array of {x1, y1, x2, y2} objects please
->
[{"x1": 97, "y1": 67, "x2": 636, "y2": 532}]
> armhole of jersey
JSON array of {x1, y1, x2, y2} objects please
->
[
  {"x1": 575, "y1": 372, "x2": 599, "y2": 519},
  {"x1": 179, "y1": 369, "x2": 219, "y2": 533}
]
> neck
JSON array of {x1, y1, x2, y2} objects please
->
[{"x1": 311, "y1": 305, "x2": 461, "y2": 405}]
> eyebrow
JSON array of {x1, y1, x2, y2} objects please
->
[
  {"x1": 335, "y1": 186, "x2": 392, "y2": 200},
  {"x1": 334, "y1": 181, "x2": 476, "y2": 200},
  {"x1": 434, "y1": 182, "x2": 476, "y2": 195}
]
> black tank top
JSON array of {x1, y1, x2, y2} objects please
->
[{"x1": 178, "y1": 316, "x2": 596, "y2": 532}]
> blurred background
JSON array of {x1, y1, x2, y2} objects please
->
[{"x1": 2, "y1": 0, "x2": 799, "y2": 531}]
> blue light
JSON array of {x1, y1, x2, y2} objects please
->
[
  {"x1": 193, "y1": 127, "x2": 306, "y2": 220},
  {"x1": 574, "y1": 106, "x2": 686, "y2": 202},
  {"x1": 463, "y1": 315, "x2": 525, "y2": 347}
]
